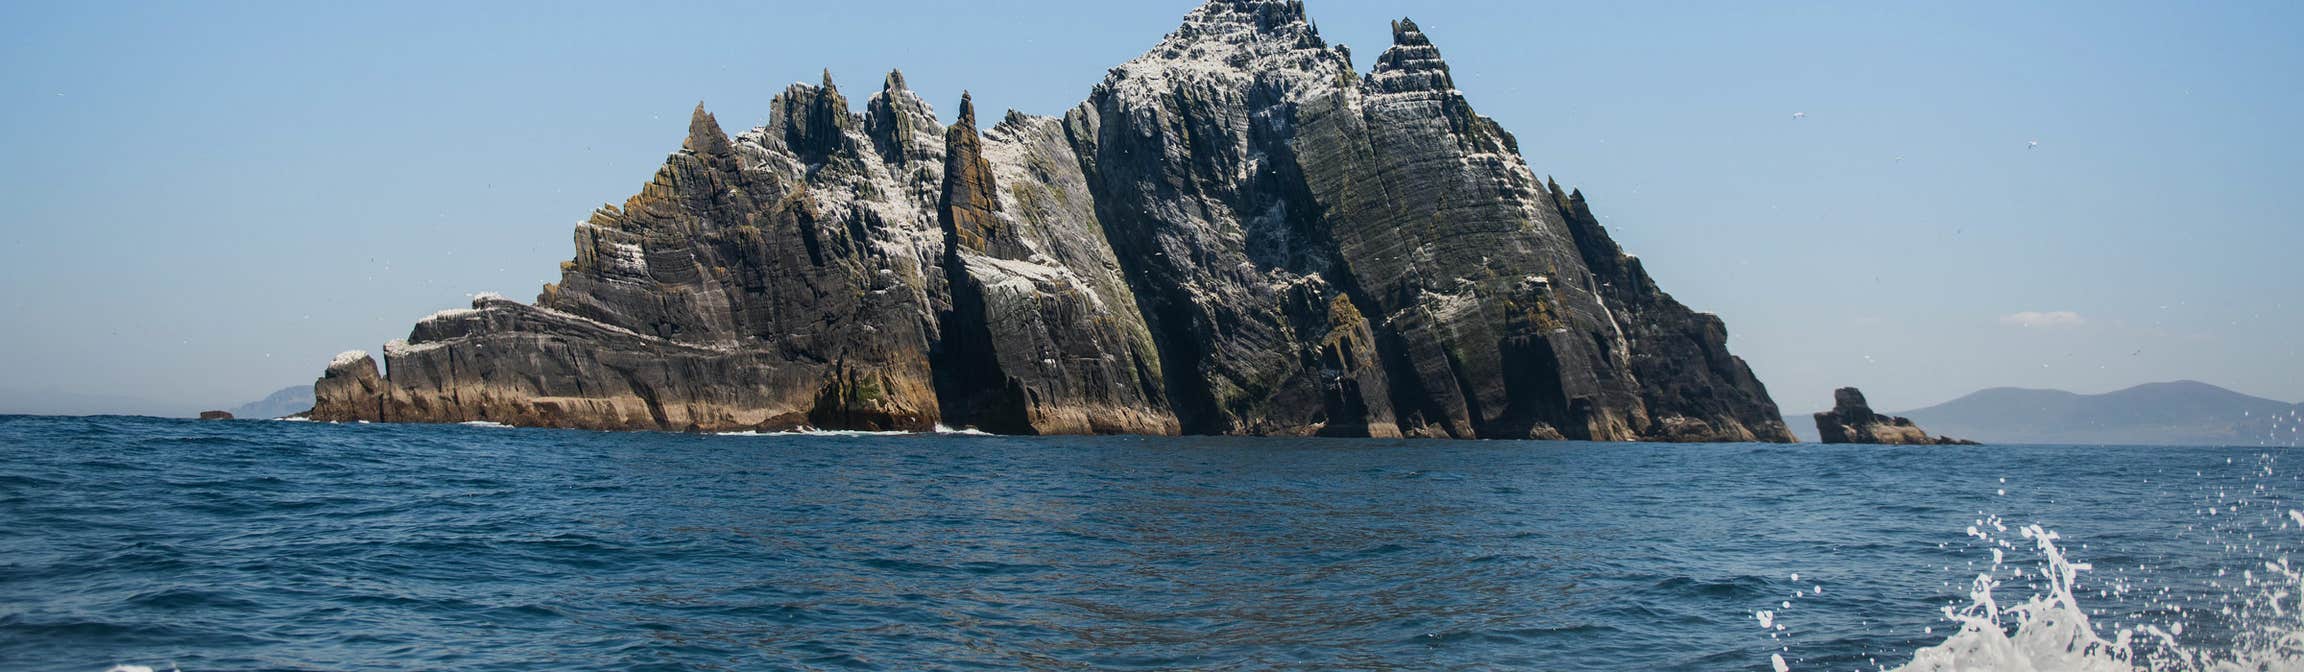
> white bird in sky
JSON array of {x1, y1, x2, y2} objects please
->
[
  {"x1": 1792, "y1": 112, "x2": 1806, "y2": 120},
  {"x1": 2028, "y1": 140, "x2": 2040, "y2": 149}
]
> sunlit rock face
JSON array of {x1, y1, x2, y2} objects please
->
[{"x1": 313, "y1": 0, "x2": 1794, "y2": 441}]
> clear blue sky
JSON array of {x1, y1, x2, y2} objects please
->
[{"x1": 2, "y1": 0, "x2": 2298, "y2": 416}]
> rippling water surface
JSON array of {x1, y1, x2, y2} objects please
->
[{"x1": 2, "y1": 415, "x2": 2298, "y2": 671}]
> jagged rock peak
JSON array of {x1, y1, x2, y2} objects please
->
[
  {"x1": 863, "y1": 69, "x2": 940, "y2": 166},
  {"x1": 1371, "y1": 16, "x2": 1454, "y2": 93},
  {"x1": 1390, "y1": 17, "x2": 1432, "y2": 46},
  {"x1": 939, "y1": 90, "x2": 1023, "y2": 258},
  {"x1": 683, "y1": 102, "x2": 729, "y2": 154},
  {"x1": 1192, "y1": 0, "x2": 1311, "y2": 32},
  {"x1": 996, "y1": 109, "x2": 1038, "y2": 134},
  {"x1": 1160, "y1": 0, "x2": 1324, "y2": 50},
  {"x1": 768, "y1": 71, "x2": 857, "y2": 165},
  {"x1": 1100, "y1": 0, "x2": 1346, "y2": 101}
]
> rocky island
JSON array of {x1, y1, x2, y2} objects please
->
[
  {"x1": 313, "y1": 0, "x2": 1795, "y2": 442},
  {"x1": 1815, "y1": 388, "x2": 1978, "y2": 445}
]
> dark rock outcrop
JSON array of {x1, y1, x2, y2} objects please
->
[
  {"x1": 314, "y1": 351, "x2": 391, "y2": 423},
  {"x1": 198, "y1": 410, "x2": 234, "y2": 421},
  {"x1": 311, "y1": 1, "x2": 1795, "y2": 442},
  {"x1": 1815, "y1": 388, "x2": 1978, "y2": 445}
]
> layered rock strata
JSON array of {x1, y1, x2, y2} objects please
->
[
  {"x1": 313, "y1": 0, "x2": 1795, "y2": 441},
  {"x1": 1815, "y1": 388, "x2": 1979, "y2": 445}
]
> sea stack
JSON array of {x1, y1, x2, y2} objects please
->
[
  {"x1": 1815, "y1": 388, "x2": 1978, "y2": 445},
  {"x1": 310, "y1": 0, "x2": 1795, "y2": 442}
]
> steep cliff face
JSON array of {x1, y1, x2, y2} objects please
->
[
  {"x1": 933, "y1": 97, "x2": 1178, "y2": 435},
  {"x1": 312, "y1": 0, "x2": 1794, "y2": 442},
  {"x1": 313, "y1": 351, "x2": 387, "y2": 422},
  {"x1": 1551, "y1": 185, "x2": 1797, "y2": 442},
  {"x1": 1067, "y1": 0, "x2": 1399, "y2": 437},
  {"x1": 1290, "y1": 18, "x2": 1651, "y2": 440}
]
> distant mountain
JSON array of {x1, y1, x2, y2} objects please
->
[
  {"x1": 228, "y1": 385, "x2": 314, "y2": 420},
  {"x1": 1869, "y1": 381, "x2": 2300, "y2": 447}
]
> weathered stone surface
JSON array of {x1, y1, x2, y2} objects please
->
[
  {"x1": 931, "y1": 96, "x2": 1179, "y2": 435},
  {"x1": 1816, "y1": 387, "x2": 1978, "y2": 445},
  {"x1": 1068, "y1": 0, "x2": 1399, "y2": 437},
  {"x1": 1550, "y1": 183, "x2": 1797, "y2": 443},
  {"x1": 1289, "y1": 16, "x2": 1655, "y2": 440},
  {"x1": 311, "y1": 0, "x2": 1794, "y2": 442},
  {"x1": 313, "y1": 350, "x2": 387, "y2": 422}
]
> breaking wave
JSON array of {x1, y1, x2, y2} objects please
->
[
  {"x1": 715, "y1": 424, "x2": 996, "y2": 438},
  {"x1": 1773, "y1": 456, "x2": 2304, "y2": 671},
  {"x1": 715, "y1": 428, "x2": 913, "y2": 438}
]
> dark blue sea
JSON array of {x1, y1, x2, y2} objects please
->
[{"x1": 5, "y1": 415, "x2": 2301, "y2": 671}]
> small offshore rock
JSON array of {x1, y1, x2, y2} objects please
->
[{"x1": 1815, "y1": 387, "x2": 1978, "y2": 445}]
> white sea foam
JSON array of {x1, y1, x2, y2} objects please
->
[
  {"x1": 715, "y1": 427, "x2": 915, "y2": 438},
  {"x1": 933, "y1": 424, "x2": 995, "y2": 436},
  {"x1": 1884, "y1": 524, "x2": 2153, "y2": 672},
  {"x1": 457, "y1": 421, "x2": 513, "y2": 429},
  {"x1": 1772, "y1": 460, "x2": 2304, "y2": 672},
  {"x1": 714, "y1": 424, "x2": 1000, "y2": 438}
]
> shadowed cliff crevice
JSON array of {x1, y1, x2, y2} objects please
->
[
  {"x1": 1237, "y1": 93, "x2": 1403, "y2": 438},
  {"x1": 931, "y1": 94, "x2": 1180, "y2": 436},
  {"x1": 931, "y1": 256, "x2": 1034, "y2": 434},
  {"x1": 1077, "y1": 188, "x2": 1229, "y2": 434},
  {"x1": 608, "y1": 365, "x2": 671, "y2": 429},
  {"x1": 930, "y1": 94, "x2": 1031, "y2": 433}
]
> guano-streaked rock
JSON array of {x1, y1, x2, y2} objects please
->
[{"x1": 312, "y1": 0, "x2": 1795, "y2": 442}]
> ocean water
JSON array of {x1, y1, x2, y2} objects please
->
[{"x1": 3, "y1": 415, "x2": 2301, "y2": 671}]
